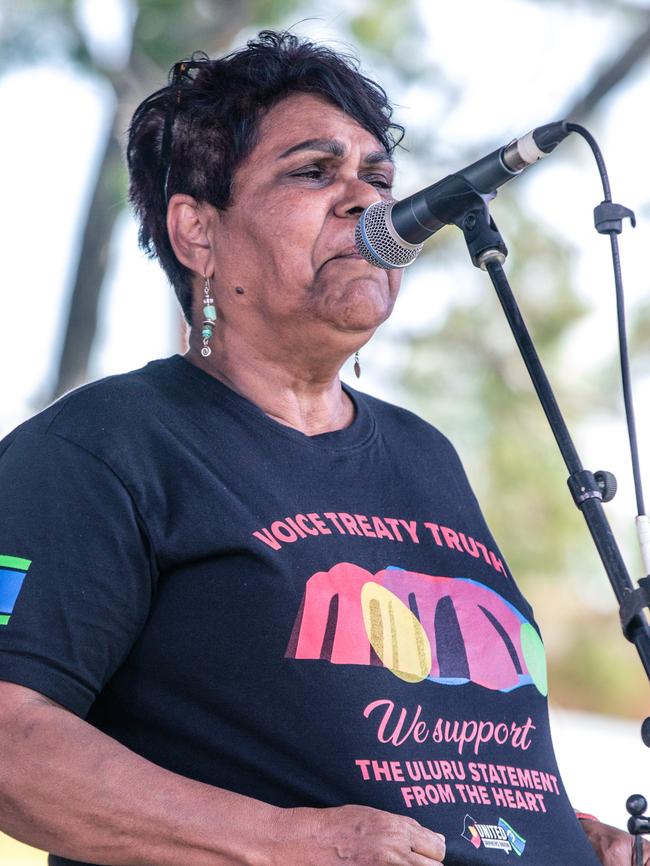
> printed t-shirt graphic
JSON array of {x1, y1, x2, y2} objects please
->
[
  {"x1": 0, "y1": 555, "x2": 31, "y2": 626},
  {"x1": 463, "y1": 814, "x2": 527, "y2": 856},
  {"x1": 286, "y1": 562, "x2": 547, "y2": 694}
]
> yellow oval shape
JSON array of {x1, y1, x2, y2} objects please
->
[{"x1": 361, "y1": 582, "x2": 432, "y2": 683}]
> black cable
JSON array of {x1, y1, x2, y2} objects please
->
[
  {"x1": 564, "y1": 123, "x2": 612, "y2": 201},
  {"x1": 563, "y1": 122, "x2": 645, "y2": 518}
]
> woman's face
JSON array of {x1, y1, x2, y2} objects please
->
[{"x1": 207, "y1": 92, "x2": 403, "y2": 345}]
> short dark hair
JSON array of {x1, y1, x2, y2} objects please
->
[{"x1": 127, "y1": 29, "x2": 404, "y2": 322}]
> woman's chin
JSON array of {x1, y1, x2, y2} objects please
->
[{"x1": 327, "y1": 279, "x2": 397, "y2": 331}]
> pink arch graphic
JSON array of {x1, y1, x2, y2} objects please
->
[{"x1": 286, "y1": 563, "x2": 541, "y2": 693}]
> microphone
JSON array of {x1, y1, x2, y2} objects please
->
[{"x1": 355, "y1": 121, "x2": 571, "y2": 269}]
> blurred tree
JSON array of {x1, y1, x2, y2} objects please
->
[
  {"x1": 0, "y1": 0, "x2": 301, "y2": 399},
  {"x1": 395, "y1": 2, "x2": 650, "y2": 716},
  {"x1": 562, "y1": 5, "x2": 650, "y2": 121},
  {"x1": 401, "y1": 212, "x2": 591, "y2": 580}
]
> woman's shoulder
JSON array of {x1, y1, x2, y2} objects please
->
[{"x1": 2, "y1": 356, "x2": 184, "y2": 457}]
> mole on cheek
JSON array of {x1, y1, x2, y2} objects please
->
[{"x1": 235, "y1": 286, "x2": 245, "y2": 295}]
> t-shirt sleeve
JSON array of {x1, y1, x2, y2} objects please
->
[{"x1": 0, "y1": 430, "x2": 156, "y2": 716}]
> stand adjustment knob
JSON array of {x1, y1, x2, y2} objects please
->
[
  {"x1": 641, "y1": 717, "x2": 650, "y2": 749},
  {"x1": 594, "y1": 470, "x2": 617, "y2": 502},
  {"x1": 627, "y1": 794, "x2": 650, "y2": 837},
  {"x1": 627, "y1": 795, "x2": 647, "y2": 816}
]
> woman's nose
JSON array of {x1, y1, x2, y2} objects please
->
[{"x1": 333, "y1": 176, "x2": 385, "y2": 218}]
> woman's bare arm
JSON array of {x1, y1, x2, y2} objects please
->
[
  {"x1": 0, "y1": 681, "x2": 282, "y2": 865},
  {"x1": 0, "y1": 681, "x2": 445, "y2": 866}
]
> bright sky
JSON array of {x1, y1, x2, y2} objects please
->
[{"x1": 2, "y1": 0, "x2": 650, "y2": 827}]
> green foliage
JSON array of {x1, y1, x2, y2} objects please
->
[
  {"x1": 631, "y1": 301, "x2": 650, "y2": 373},
  {"x1": 401, "y1": 207, "x2": 593, "y2": 579},
  {"x1": 348, "y1": 0, "x2": 442, "y2": 84},
  {"x1": 133, "y1": 0, "x2": 245, "y2": 68},
  {"x1": 350, "y1": 0, "x2": 416, "y2": 57},
  {"x1": 0, "y1": 0, "x2": 91, "y2": 68},
  {"x1": 252, "y1": 0, "x2": 301, "y2": 24},
  {"x1": 0, "y1": 0, "x2": 303, "y2": 77},
  {"x1": 546, "y1": 608, "x2": 649, "y2": 718},
  {"x1": 397, "y1": 199, "x2": 648, "y2": 715}
]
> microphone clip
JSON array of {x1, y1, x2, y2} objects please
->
[
  {"x1": 593, "y1": 201, "x2": 636, "y2": 236},
  {"x1": 444, "y1": 177, "x2": 508, "y2": 269}
]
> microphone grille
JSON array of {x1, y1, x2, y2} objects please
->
[{"x1": 355, "y1": 200, "x2": 423, "y2": 270}]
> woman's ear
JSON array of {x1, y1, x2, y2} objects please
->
[{"x1": 166, "y1": 194, "x2": 213, "y2": 275}]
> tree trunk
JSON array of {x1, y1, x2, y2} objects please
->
[
  {"x1": 46, "y1": 1, "x2": 256, "y2": 403},
  {"x1": 50, "y1": 119, "x2": 123, "y2": 399},
  {"x1": 564, "y1": 17, "x2": 650, "y2": 120}
]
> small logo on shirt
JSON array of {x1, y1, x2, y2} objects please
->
[
  {"x1": 462, "y1": 813, "x2": 526, "y2": 856},
  {"x1": 0, "y1": 555, "x2": 31, "y2": 626}
]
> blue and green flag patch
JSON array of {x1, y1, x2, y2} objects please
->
[{"x1": 0, "y1": 555, "x2": 31, "y2": 625}]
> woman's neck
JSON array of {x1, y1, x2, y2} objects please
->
[{"x1": 185, "y1": 332, "x2": 357, "y2": 436}]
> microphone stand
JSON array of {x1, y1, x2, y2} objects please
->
[{"x1": 436, "y1": 177, "x2": 650, "y2": 861}]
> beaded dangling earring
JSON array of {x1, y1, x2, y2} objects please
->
[
  {"x1": 201, "y1": 276, "x2": 217, "y2": 358},
  {"x1": 354, "y1": 351, "x2": 361, "y2": 379}
]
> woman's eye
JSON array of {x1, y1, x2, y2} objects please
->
[
  {"x1": 364, "y1": 175, "x2": 392, "y2": 190},
  {"x1": 288, "y1": 168, "x2": 391, "y2": 189},
  {"x1": 292, "y1": 167, "x2": 327, "y2": 180}
]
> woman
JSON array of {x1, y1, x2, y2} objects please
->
[{"x1": 0, "y1": 30, "x2": 642, "y2": 866}]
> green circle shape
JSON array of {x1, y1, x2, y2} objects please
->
[{"x1": 520, "y1": 622, "x2": 548, "y2": 696}]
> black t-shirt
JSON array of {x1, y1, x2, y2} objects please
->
[{"x1": 0, "y1": 355, "x2": 599, "y2": 865}]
